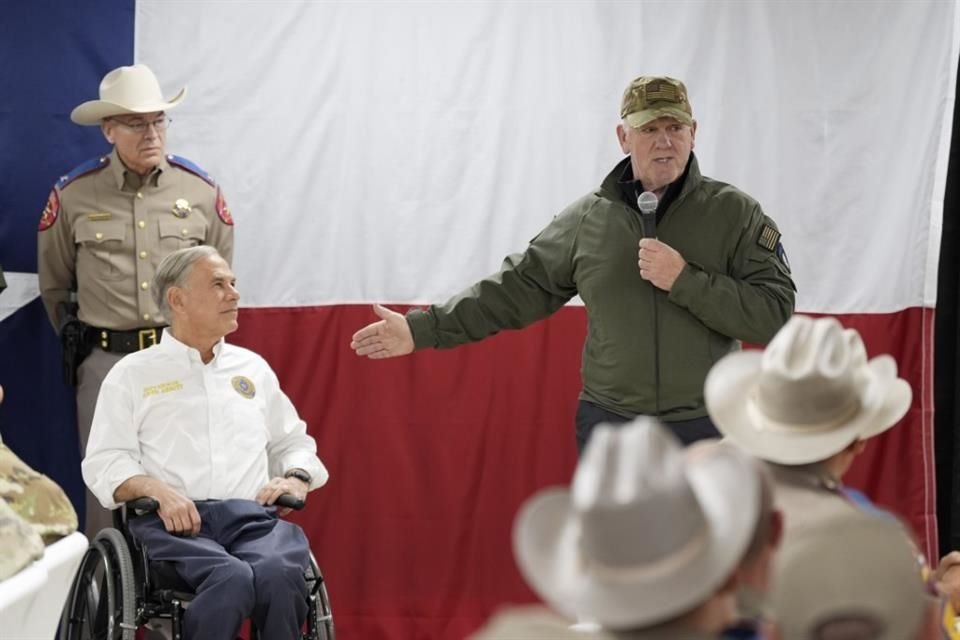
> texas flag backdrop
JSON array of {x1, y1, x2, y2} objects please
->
[{"x1": 0, "y1": 1, "x2": 957, "y2": 638}]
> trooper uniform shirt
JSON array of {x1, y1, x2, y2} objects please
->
[{"x1": 37, "y1": 148, "x2": 234, "y2": 331}]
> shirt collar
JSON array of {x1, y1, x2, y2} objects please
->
[
  {"x1": 107, "y1": 147, "x2": 169, "y2": 191},
  {"x1": 616, "y1": 155, "x2": 692, "y2": 219},
  {"x1": 158, "y1": 329, "x2": 225, "y2": 367},
  {"x1": 767, "y1": 462, "x2": 841, "y2": 492}
]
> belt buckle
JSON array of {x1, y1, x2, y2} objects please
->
[{"x1": 138, "y1": 328, "x2": 158, "y2": 350}]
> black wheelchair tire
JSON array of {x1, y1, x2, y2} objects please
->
[
  {"x1": 306, "y1": 558, "x2": 335, "y2": 640},
  {"x1": 59, "y1": 528, "x2": 137, "y2": 640}
]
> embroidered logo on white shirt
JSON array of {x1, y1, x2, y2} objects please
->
[
  {"x1": 231, "y1": 376, "x2": 256, "y2": 399},
  {"x1": 142, "y1": 380, "x2": 184, "y2": 398}
]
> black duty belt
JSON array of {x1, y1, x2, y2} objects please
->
[{"x1": 93, "y1": 327, "x2": 165, "y2": 353}]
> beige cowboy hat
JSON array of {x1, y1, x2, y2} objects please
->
[
  {"x1": 512, "y1": 417, "x2": 760, "y2": 630},
  {"x1": 769, "y1": 511, "x2": 928, "y2": 639},
  {"x1": 71, "y1": 64, "x2": 186, "y2": 125},
  {"x1": 705, "y1": 315, "x2": 912, "y2": 465}
]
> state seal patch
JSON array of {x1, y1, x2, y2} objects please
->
[
  {"x1": 231, "y1": 376, "x2": 256, "y2": 399},
  {"x1": 38, "y1": 190, "x2": 60, "y2": 231},
  {"x1": 216, "y1": 187, "x2": 234, "y2": 226}
]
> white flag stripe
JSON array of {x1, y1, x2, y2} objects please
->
[{"x1": 136, "y1": 0, "x2": 958, "y2": 313}]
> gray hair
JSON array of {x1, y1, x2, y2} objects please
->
[{"x1": 152, "y1": 245, "x2": 220, "y2": 322}]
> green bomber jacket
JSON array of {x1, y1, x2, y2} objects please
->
[{"x1": 407, "y1": 154, "x2": 796, "y2": 420}]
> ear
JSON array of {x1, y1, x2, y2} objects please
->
[
  {"x1": 167, "y1": 285, "x2": 186, "y2": 316},
  {"x1": 690, "y1": 119, "x2": 697, "y2": 149},
  {"x1": 849, "y1": 438, "x2": 868, "y2": 456},
  {"x1": 101, "y1": 120, "x2": 116, "y2": 144},
  {"x1": 616, "y1": 123, "x2": 629, "y2": 153}
]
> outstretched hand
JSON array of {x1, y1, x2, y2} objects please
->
[{"x1": 350, "y1": 304, "x2": 415, "y2": 359}]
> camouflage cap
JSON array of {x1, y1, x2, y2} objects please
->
[{"x1": 620, "y1": 76, "x2": 693, "y2": 129}]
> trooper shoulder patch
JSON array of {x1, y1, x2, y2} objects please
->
[
  {"x1": 167, "y1": 154, "x2": 216, "y2": 186},
  {"x1": 757, "y1": 224, "x2": 781, "y2": 251},
  {"x1": 38, "y1": 189, "x2": 60, "y2": 231},
  {"x1": 216, "y1": 186, "x2": 234, "y2": 225}
]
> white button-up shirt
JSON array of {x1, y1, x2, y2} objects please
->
[{"x1": 83, "y1": 331, "x2": 328, "y2": 509}]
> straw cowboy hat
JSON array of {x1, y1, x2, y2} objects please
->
[
  {"x1": 71, "y1": 64, "x2": 186, "y2": 125},
  {"x1": 512, "y1": 417, "x2": 760, "y2": 630},
  {"x1": 704, "y1": 315, "x2": 912, "y2": 465}
]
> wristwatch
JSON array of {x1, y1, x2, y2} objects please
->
[{"x1": 284, "y1": 468, "x2": 312, "y2": 485}]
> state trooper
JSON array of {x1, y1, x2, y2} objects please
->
[{"x1": 37, "y1": 64, "x2": 234, "y2": 537}]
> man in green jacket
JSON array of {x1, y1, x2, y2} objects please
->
[{"x1": 351, "y1": 75, "x2": 795, "y2": 450}]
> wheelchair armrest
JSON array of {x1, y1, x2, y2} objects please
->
[
  {"x1": 275, "y1": 494, "x2": 305, "y2": 510},
  {"x1": 124, "y1": 495, "x2": 304, "y2": 511},
  {"x1": 127, "y1": 497, "x2": 160, "y2": 513}
]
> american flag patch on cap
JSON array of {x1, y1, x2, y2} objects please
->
[{"x1": 757, "y1": 224, "x2": 780, "y2": 251}]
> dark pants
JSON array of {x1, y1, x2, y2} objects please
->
[
  {"x1": 575, "y1": 400, "x2": 720, "y2": 453},
  {"x1": 129, "y1": 499, "x2": 309, "y2": 640}
]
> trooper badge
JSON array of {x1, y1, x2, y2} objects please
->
[{"x1": 172, "y1": 198, "x2": 192, "y2": 218}]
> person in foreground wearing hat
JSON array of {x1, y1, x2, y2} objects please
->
[
  {"x1": 37, "y1": 63, "x2": 234, "y2": 537},
  {"x1": 765, "y1": 511, "x2": 942, "y2": 640},
  {"x1": 705, "y1": 315, "x2": 916, "y2": 556},
  {"x1": 706, "y1": 314, "x2": 960, "y2": 636},
  {"x1": 351, "y1": 75, "x2": 795, "y2": 452},
  {"x1": 83, "y1": 246, "x2": 327, "y2": 639},
  {"x1": 472, "y1": 417, "x2": 771, "y2": 639}
]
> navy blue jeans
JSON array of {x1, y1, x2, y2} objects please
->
[
  {"x1": 129, "y1": 499, "x2": 309, "y2": 640},
  {"x1": 574, "y1": 400, "x2": 720, "y2": 453}
]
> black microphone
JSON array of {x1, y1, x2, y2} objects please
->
[{"x1": 637, "y1": 191, "x2": 658, "y2": 239}]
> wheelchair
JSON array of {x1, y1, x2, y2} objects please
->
[{"x1": 58, "y1": 496, "x2": 334, "y2": 640}]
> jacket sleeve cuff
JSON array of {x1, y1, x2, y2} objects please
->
[
  {"x1": 668, "y1": 263, "x2": 708, "y2": 309},
  {"x1": 406, "y1": 308, "x2": 436, "y2": 350}
]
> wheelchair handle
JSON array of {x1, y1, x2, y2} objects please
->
[
  {"x1": 124, "y1": 494, "x2": 304, "y2": 512},
  {"x1": 275, "y1": 494, "x2": 305, "y2": 510}
]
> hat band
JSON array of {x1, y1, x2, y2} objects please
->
[
  {"x1": 579, "y1": 528, "x2": 708, "y2": 582},
  {"x1": 747, "y1": 392, "x2": 862, "y2": 434}
]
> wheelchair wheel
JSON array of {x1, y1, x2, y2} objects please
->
[
  {"x1": 60, "y1": 528, "x2": 137, "y2": 640},
  {"x1": 305, "y1": 559, "x2": 334, "y2": 640}
]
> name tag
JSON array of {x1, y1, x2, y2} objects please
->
[{"x1": 143, "y1": 381, "x2": 184, "y2": 398}]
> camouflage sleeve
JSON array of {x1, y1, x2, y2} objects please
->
[
  {"x1": 407, "y1": 208, "x2": 581, "y2": 350},
  {"x1": 0, "y1": 443, "x2": 78, "y2": 544},
  {"x1": 669, "y1": 205, "x2": 796, "y2": 345},
  {"x1": 37, "y1": 187, "x2": 77, "y2": 330}
]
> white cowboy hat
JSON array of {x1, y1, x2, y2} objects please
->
[
  {"x1": 70, "y1": 64, "x2": 186, "y2": 125},
  {"x1": 512, "y1": 418, "x2": 760, "y2": 630},
  {"x1": 704, "y1": 315, "x2": 912, "y2": 465}
]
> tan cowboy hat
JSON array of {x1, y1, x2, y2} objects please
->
[
  {"x1": 705, "y1": 315, "x2": 912, "y2": 465},
  {"x1": 512, "y1": 418, "x2": 760, "y2": 630},
  {"x1": 769, "y1": 511, "x2": 928, "y2": 639},
  {"x1": 71, "y1": 64, "x2": 186, "y2": 125}
]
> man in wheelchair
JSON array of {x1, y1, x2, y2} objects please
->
[{"x1": 81, "y1": 245, "x2": 329, "y2": 639}]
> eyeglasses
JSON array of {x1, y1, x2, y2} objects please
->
[{"x1": 109, "y1": 116, "x2": 172, "y2": 134}]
